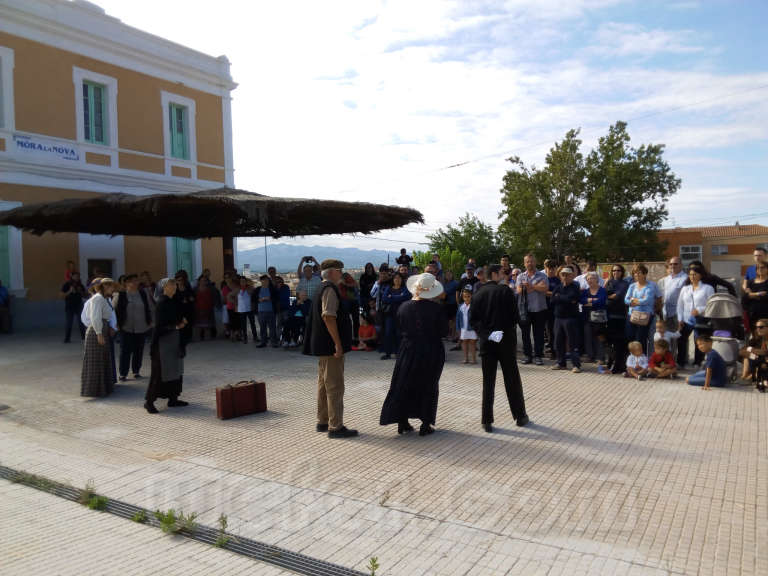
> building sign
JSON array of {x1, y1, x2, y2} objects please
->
[{"x1": 13, "y1": 134, "x2": 80, "y2": 162}]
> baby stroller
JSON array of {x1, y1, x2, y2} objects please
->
[{"x1": 701, "y1": 293, "x2": 744, "y2": 384}]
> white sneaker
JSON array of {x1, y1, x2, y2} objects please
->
[{"x1": 289, "y1": 340, "x2": 297, "y2": 347}]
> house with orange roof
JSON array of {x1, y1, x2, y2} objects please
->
[{"x1": 657, "y1": 224, "x2": 768, "y2": 283}]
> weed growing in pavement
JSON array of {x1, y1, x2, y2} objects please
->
[
  {"x1": 368, "y1": 556, "x2": 380, "y2": 576},
  {"x1": 214, "y1": 513, "x2": 232, "y2": 548},
  {"x1": 154, "y1": 509, "x2": 198, "y2": 535},
  {"x1": 87, "y1": 495, "x2": 108, "y2": 511},
  {"x1": 10, "y1": 470, "x2": 56, "y2": 493},
  {"x1": 77, "y1": 480, "x2": 96, "y2": 505},
  {"x1": 131, "y1": 510, "x2": 147, "y2": 523}
]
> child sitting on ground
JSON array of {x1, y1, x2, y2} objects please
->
[
  {"x1": 354, "y1": 314, "x2": 378, "y2": 351},
  {"x1": 648, "y1": 339, "x2": 677, "y2": 379},
  {"x1": 456, "y1": 287, "x2": 477, "y2": 364},
  {"x1": 624, "y1": 341, "x2": 649, "y2": 380},
  {"x1": 686, "y1": 335, "x2": 727, "y2": 390}
]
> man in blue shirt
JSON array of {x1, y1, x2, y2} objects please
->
[
  {"x1": 516, "y1": 254, "x2": 549, "y2": 365},
  {"x1": 686, "y1": 336, "x2": 727, "y2": 389},
  {"x1": 256, "y1": 275, "x2": 278, "y2": 348}
]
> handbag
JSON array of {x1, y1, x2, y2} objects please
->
[
  {"x1": 518, "y1": 288, "x2": 529, "y2": 324},
  {"x1": 630, "y1": 310, "x2": 650, "y2": 326},
  {"x1": 589, "y1": 309, "x2": 608, "y2": 324}
]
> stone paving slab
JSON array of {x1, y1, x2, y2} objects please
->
[
  {"x1": 0, "y1": 480, "x2": 294, "y2": 576},
  {"x1": 0, "y1": 330, "x2": 766, "y2": 575}
]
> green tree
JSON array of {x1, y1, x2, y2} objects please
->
[
  {"x1": 426, "y1": 213, "x2": 501, "y2": 267},
  {"x1": 413, "y1": 248, "x2": 467, "y2": 277},
  {"x1": 582, "y1": 121, "x2": 678, "y2": 260},
  {"x1": 497, "y1": 124, "x2": 678, "y2": 263},
  {"x1": 497, "y1": 129, "x2": 586, "y2": 263}
]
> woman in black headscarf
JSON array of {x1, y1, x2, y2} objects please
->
[
  {"x1": 380, "y1": 273, "x2": 448, "y2": 436},
  {"x1": 144, "y1": 278, "x2": 189, "y2": 413}
]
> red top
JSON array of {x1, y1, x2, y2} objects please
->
[
  {"x1": 649, "y1": 351, "x2": 676, "y2": 370},
  {"x1": 359, "y1": 325, "x2": 376, "y2": 340}
]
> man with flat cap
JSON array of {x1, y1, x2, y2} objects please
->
[
  {"x1": 469, "y1": 264, "x2": 529, "y2": 432},
  {"x1": 303, "y1": 259, "x2": 358, "y2": 438}
]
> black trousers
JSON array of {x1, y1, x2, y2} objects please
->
[
  {"x1": 480, "y1": 337, "x2": 527, "y2": 424},
  {"x1": 239, "y1": 311, "x2": 258, "y2": 342},
  {"x1": 65, "y1": 307, "x2": 85, "y2": 342},
  {"x1": 119, "y1": 331, "x2": 147, "y2": 377},
  {"x1": 519, "y1": 310, "x2": 546, "y2": 359},
  {"x1": 554, "y1": 317, "x2": 581, "y2": 368}
]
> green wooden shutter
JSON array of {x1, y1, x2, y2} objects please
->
[
  {"x1": 174, "y1": 238, "x2": 195, "y2": 277},
  {"x1": 169, "y1": 104, "x2": 188, "y2": 160},
  {"x1": 0, "y1": 226, "x2": 10, "y2": 288},
  {"x1": 83, "y1": 82, "x2": 107, "y2": 144}
]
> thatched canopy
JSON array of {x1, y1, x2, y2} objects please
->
[{"x1": 0, "y1": 187, "x2": 423, "y2": 238}]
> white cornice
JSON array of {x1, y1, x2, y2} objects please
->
[
  {"x1": 0, "y1": 0, "x2": 238, "y2": 96},
  {"x1": 0, "y1": 159, "x2": 222, "y2": 196}
]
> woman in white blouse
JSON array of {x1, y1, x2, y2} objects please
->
[
  {"x1": 676, "y1": 266, "x2": 714, "y2": 368},
  {"x1": 81, "y1": 278, "x2": 117, "y2": 397}
]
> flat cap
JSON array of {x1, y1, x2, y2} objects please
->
[{"x1": 320, "y1": 258, "x2": 344, "y2": 271}]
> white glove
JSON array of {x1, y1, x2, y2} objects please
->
[{"x1": 489, "y1": 331, "x2": 504, "y2": 343}]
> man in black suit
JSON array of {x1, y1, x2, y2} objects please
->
[{"x1": 469, "y1": 264, "x2": 529, "y2": 432}]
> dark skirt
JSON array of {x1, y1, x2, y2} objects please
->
[
  {"x1": 380, "y1": 338, "x2": 444, "y2": 426},
  {"x1": 81, "y1": 322, "x2": 114, "y2": 397},
  {"x1": 145, "y1": 333, "x2": 183, "y2": 402}
]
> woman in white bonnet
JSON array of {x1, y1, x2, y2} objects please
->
[{"x1": 379, "y1": 273, "x2": 448, "y2": 436}]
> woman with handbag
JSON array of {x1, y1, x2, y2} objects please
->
[
  {"x1": 580, "y1": 271, "x2": 608, "y2": 367},
  {"x1": 624, "y1": 264, "x2": 655, "y2": 355},
  {"x1": 676, "y1": 265, "x2": 715, "y2": 368}
]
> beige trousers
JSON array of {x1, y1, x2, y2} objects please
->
[{"x1": 317, "y1": 356, "x2": 345, "y2": 431}]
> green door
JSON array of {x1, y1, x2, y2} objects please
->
[
  {"x1": 174, "y1": 238, "x2": 195, "y2": 278},
  {"x1": 0, "y1": 226, "x2": 10, "y2": 288}
]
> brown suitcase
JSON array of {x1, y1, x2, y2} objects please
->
[{"x1": 216, "y1": 380, "x2": 267, "y2": 419}]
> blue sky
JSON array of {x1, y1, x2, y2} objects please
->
[{"x1": 96, "y1": 0, "x2": 768, "y2": 252}]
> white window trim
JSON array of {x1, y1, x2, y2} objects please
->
[
  {"x1": 78, "y1": 233, "x2": 125, "y2": 282},
  {"x1": 72, "y1": 67, "x2": 118, "y2": 148},
  {"x1": 161, "y1": 91, "x2": 197, "y2": 177},
  {"x1": 0, "y1": 46, "x2": 15, "y2": 132},
  {"x1": 165, "y1": 237, "x2": 202, "y2": 279},
  {"x1": 0, "y1": 200, "x2": 25, "y2": 295}
]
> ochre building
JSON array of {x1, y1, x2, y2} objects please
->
[{"x1": 0, "y1": 0, "x2": 237, "y2": 328}]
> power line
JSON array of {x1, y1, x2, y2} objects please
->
[{"x1": 437, "y1": 82, "x2": 768, "y2": 171}]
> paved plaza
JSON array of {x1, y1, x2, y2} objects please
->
[{"x1": 0, "y1": 331, "x2": 766, "y2": 575}]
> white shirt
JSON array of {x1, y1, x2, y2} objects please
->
[
  {"x1": 87, "y1": 293, "x2": 113, "y2": 335},
  {"x1": 237, "y1": 289, "x2": 252, "y2": 313},
  {"x1": 626, "y1": 354, "x2": 648, "y2": 370},
  {"x1": 676, "y1": 283, "x2": 714, "y2": 325},
  {"x1": 654, "y1": 330, "x2": 679, "y2": 344},
  {"x1": 658, "y1": 271, "x2": 688, "y2": 317}
]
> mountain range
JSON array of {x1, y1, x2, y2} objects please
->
[{"x1": 237, "y1": 243, "x2": 403, "y2": 273}]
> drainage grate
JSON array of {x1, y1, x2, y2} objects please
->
[{"x1": 0, "y1": 465, "x2": 367, "y2": 576}]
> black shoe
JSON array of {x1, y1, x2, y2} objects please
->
[
  {"x1": 167, "y1": 399, "x2": 188, "y2": 407},
  {"x1": 316, "y1": 423, "x2": 329, "y2": 432},
  {"x1": 119, "y1": 376, "x2": 127, "y2": 382},
  {"x1": 328, "y1": 426, "x2": 358, "y2": 439},
  {"x1": 380, "y1": 354, "x2": 391, "y2": 360},
  {"x1": 63, "y1": 339, "x2": 70, "y2": 343},
  {"x1": 257, "y1": 343, "x2": 267, "y2": 348},
  {"x1": 419, "y1": 423, "x2": 434, "y2": 436},
  {"x1": 534, "y1": 357, "x2": 544, "y2": 366},
  {"x1": 516, "y1": 414, "x2": 530, "y2": 427},
  {"x1": 144, "y1": 401, "x2": 159, "y2": 414},
  {"x1": 133, "y1": 374, "x2": 143, "y2": 379},
  {"x1": 483, "y1": 423, "x2": 493, "y2": 433},
  {"x1": 398, "y1": 421, "x2": 414, "y2": 435},
  {"x1": 521, "y1": 357, "x2": 532, "y2": 365}
]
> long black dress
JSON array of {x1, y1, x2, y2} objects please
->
[
  {"x1": 380, "y1": 299, "x2": 448, "y2": 427},
  {"x1": 145, "y1": 295, "x2": 184, "y2": 403}
]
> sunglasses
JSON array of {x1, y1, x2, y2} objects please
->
[
  {"x1": 611, "y1": 269, "x2": 622, "y2": 272},
  {"x1": 757, "y1": 325, "x2": 768, "y2": 329}
]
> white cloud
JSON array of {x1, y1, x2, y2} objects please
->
[{"x1": 93, "y1": 0, "x2": 768, "y2": 250}]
